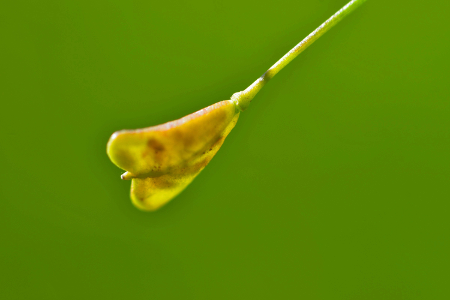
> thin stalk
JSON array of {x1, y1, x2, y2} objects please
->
[{"x1": 231, "y1": 0, "x2": 367, "y2": 111}]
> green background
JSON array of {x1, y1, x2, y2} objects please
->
[{"x1": 1, "y1": 0, "x2": 449, "y2": 299}]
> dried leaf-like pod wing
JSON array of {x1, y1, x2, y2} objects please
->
[
  {"x1": 107, "y1": 100, "x2": 239, "y2": 210},
  {"x1": 107, "y1": 100, "x2": 239, "y2": 177}
]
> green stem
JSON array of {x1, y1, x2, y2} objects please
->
[{"x1": 231, "y1": 0, "x2": 367, "y2": 111}]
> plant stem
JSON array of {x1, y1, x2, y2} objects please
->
[{"x1": 231, "y1": 0, "x2": 367, "y2": 111}]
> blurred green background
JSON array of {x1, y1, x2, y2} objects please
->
[{"x1": 1, "y1": 0, "x2": 449, "y2": 299}]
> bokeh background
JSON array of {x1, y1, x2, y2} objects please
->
[{"x1": 1, "y1": 0, "x2": 449, "y2": 299}]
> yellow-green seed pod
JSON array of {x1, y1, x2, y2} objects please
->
[{"x1": 107, "y1": 100, "x2": 239, "y2": 211}]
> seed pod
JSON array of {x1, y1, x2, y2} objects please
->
[{"x1": 107, "y1": 100, "x2": 239, "y2": 211}]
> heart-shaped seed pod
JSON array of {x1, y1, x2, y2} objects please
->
[{"x1": 107, "y1": 100, "x2": 239, "y2": 211}]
